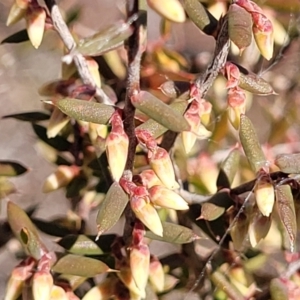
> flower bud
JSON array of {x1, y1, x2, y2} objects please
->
[
  {"x1": 227, "y1": 87, "x2": 246, "y2": 130},
  {"x1": 149, "y1": 185, "x2": 188, "y2": 210},
  {"x1": 147, "y1": 0, "x2": 186, "y2": 23},
  {"x1": 253, "y1": 26, "x2": 274, "y2": 61},
  {"x1": 26, "y1": 6, "x2": 46, "y2": 49},
  {"x1": 139, "y1": 169, "x2": 162, "y2": 188},
  {"x1": 82, "y1": 278, "x2": 115, "y2": 300},
  {"x1": 49, "y1": 286, "x2": 68, "y2": 300},
  {"x1": 149, "y1": 258, "x2": 165, "y2": 292},
  {"x1": 130, "y1": 244, "x2": 150, "y2": 296},
  {"x1": 149, "y1": 147, "x2": 179, "y2": 189},
  {"x1": 32, "y1": 270, "x2": 53, "y2": 300},
  {"x1": 6, "y1": 3, "x2": 26, "y2": 26},
  {"x1": 42, "y1": 165, "x2": 80, "y2": 193},
  {"x1": 199, "y1": 100, "x2": 212, "y2": 127},
  {"x1": 131, "y1": 191, "x2": 163, "y2": 237},
  {"x1": 255, "y1": 180, "x2": 274, "y2": 217},
  {"x1": 86, "y1": 57, "x2": 101, "y2": 88},
  {"x1": 106, "y1": 112, "x2": 129, "y2": 182},
  {"x1": 16, "y1": 0, "x2": 30, "y2": 9}
]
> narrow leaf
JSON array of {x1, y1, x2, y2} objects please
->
[
  {"x1": 275, "y1": 184, "x2": 297, "y2": 252},
  {"x1": 32, "y1": 124, "x2": 72, "y2": 151},
  {"x1": 96, "y1": 182, "x2": 128, "y2": 237},
  {"x1": 52, "y1": 254, "x2": 116, "y2": 277},
  {"x1": 217, "y1": 149, "x2": 240, "y2": 188},
  {"x1": 183, "y1": 0, "x2": 218, "y2": 35},
  {"x1": 1, "y1": 29, "x2": 29, "y2": 44},
  {"x1": 77, "y1": 19, "x2": 134, "y2": 56},
  {"x1": 50, "y1": 98, "x2": 115, "y2": 125},
  {"x1": 7, "y1": 202, "x2": 47, "y2": 256},
  {"x1": 275, "y1": 153, "x2": 300, "y2": 173},
  {"x1": 199, "y1": 203, "x2": 225, "y2": 221},
  {"x1": 137, "y1": 100, "x2": 188, "y2": 138},
  {"x1": 0, "y1": 161, "x2": 28, "y2": 176},
  {"x1": 2, "y1": 112, "x2": 49, "y2": 122},
  {"x1": 230, "y1": 213, "x2": 249, "y2": 251},
  {"x1": 249, "y1": 213, "x2": 271, "y2": 247},
  {"x1": 228, "y1": 4, "x2": 252, "y2": 51},
  {"x1": 145, "y1": 222, "x2": 200, "y2": 244},
  {"x1": 239, "y1": 114, "x2": 267, "y2": 173},
  {"x1": 20, "y1": 227, "x2": 47, "y2": 259},
  {"x1": 132, "y1": 91, "x2": 190, "y2": 132}
]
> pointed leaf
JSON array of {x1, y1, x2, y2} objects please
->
[
  {"x1": 238, "y1": 65, "x2": 275, "y2": 95},
  {"x1": 145, "y1": 222, "x2": 200, "y2": 244},
  {"x1": 50, "y1": 98, "x2": 115, "y2": 125},
  {"x1": 32, "y1": 124, "x2": 72, "y2": 151},
  {"x1": 77, "y1": 19, "x2": 134, "y2": 56},
  {"x1": 96, "y1": 182, "x2": 128, "y2": 237},
  {"x1": 0, "y1": 161, "x2": 28, "y2": 176},
  {"x1": 1, "y1": 29, "x2": 29, "y2": 44},
  {"x1": 249, "y1": 213, "x2": 271, "y2": 247},
  {"x1": 183, "y1": 0, "x2": 218, "y2": 35},
  {"x1": 57, "y1": 234, "x2": 116, "y2": 255},
  {"x1": 230, "y1": 213, "x2": 249, "y2": 251},
  {"x1": 132, "y1": 91, "x2": 190, "y2": 132},
  {"x1": 239, "y1": 114, "x2": 267, "y2": 173},
  {"x1": 275, "y1": 153, "x2": 300, "y2": 173},
  {"x1": 199, "y1": 203, "x2": 225, "y2": 221},
  {"x1": 20, "y1": 227, "x2": 47, "y2": 259},
  {"x1": 228, "y1": 4, "x2": 252, "y2": 51},
  {"x1": 275, "y1": 184, "x2": 297, "y2": 252},
  {"x1": 217, "y1": 149, "x2": 240, "y2": 188},
  {"x1": 7, "y1": 202, "x2": 47, "y2": 256},
  {"x1": 2, "y1": 111, "x2": 50, "y2": 122},
  {"x1": 52, "y1": 254, "x2": 116, "y2": 277},
  {"x1": 137, "y1": 100, "x2": 188, "y2": 138}
]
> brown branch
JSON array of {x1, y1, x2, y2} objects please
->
[
  {"x1": 122, "y1": 0, "x2": 145, "y2": 244},
  {"x1": 43, "y1": 0, "x2": 112, "y2": 104}
]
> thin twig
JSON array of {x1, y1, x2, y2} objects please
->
[
  {"x1": 122, "y1": 0, "x2": 145, "y2": 244},
  {"x1": 43, "y1": 0, "x2": 112, "y2": 104}
]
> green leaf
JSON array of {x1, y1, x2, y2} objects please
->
[
  {"x1": 238, "y1": 65, "x2": 275, "y2": 95},
  {"x1": 0, "y1": 161, "x2": 28, "y2": 177},
  {"x1": 275, "y1": 184, "x2": 297, "y2": 252},
  {"x1": 52, "y1": 254, "x2": 117, "y2": 277},
  {"x1": 7, "y1": 202, "x2": 47, "y2": 256},
  {"x1": 248, "y1": 213, "x2": 271, "y2": 247},
  {"x1": 51, "y1": 98, "x2": 115, "y2": 125},
  {"x1": 77, "y1": 19, "x2": 133, "y2": 56},
  {"x1": 96, "y1": 182, "x2": 128, "y2": 237},
  {"x1": 137, "y1": 100, "x2": 188, "y2": 138},
  {"x1": 270, "y1": 278, "x2": 289, "y2": 300},
  {"x1": 275, "y1": 153, "x2": 300, "y2": 173},
  {"x1": 20, "y1": 227, "x2": 47, "y2": 259},
  {"x1": 32, "y1": 124, "x2": 72, "y2": 151},
  {"x1": 57, "y1": 234, "x2": 116, "y2": 255},
  {"x1": 183, "y1": 0, "x2": 218, "y2": 35},
  {"x1": 1, "y1": 29, "x2": 29, "y2": 44},
  {"x1": 2, "y1": 111, "x2": 50, "y2": 122},
  {"x1": 239, "y1": 114, "x2": 267, "y2": 173},
  {"x1": 199, "y1": 203, "x2": 225, "y2": 221},
  {"x1": 132, "y1": 91, "x2": 190, "y2": 133},
  {"x1": 230, "y1": 213, "x2": 249, "y2": 251},
  {"x1": 217, "y1": 149, "x2": 240, "y2": 189},
  {"x1": 145, "y1": 222, "x2": 200, "y2": 244},
  {"x1": 228, "y1": 4, "x2": 252, "y2": 51}
]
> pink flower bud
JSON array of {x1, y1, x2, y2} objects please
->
[
  {"x1": 42, "y1": 165, "x2": 80, "y2": 193},
  {"x1": 32, "y1": 271, "x2": 53, "y2": 300},
  {"x1": 224, "y1": 62, "x2": 241, "y2": 89},
  {"x1": 135, "y1": 129, "x2": 157, "y2": 153},
  {"x1": 149, "y1": 185, "x2": 188, "y2": 210},
  {"x1": 16, "y1": 0, "x2": 30, "y2": 9},
  {"x1": 149, "y1": 147, "x2": 179, "y2": 189},
  {"x1": 130, "y1": 244, "x2": 150, "y2": 296},
  {"x1": 253, "y1": 26, "x2": 274, "y2": 61},
  {"x1": 139, "y1": 169, "x2": 163, "y2": 188},
  {"x1": 106, "y1": 112, "x2": 129, "y2": 181},
  {"x1": 26, "y1": 6, "x2": 46, "y2": 49},
  {"x1": 131, "y1": 189, "x2": 163, "y2": 237},
  {"x1": 149, "y1": 258, "x2": 165, "y2": 292},
  {"x1": 227, "y1": 87, "x2": 246, "y2": 130},
  {"x1": 199, "y1": 100, "x2": 212, "y2": 127},
  {"x1": 255, "y1": 179, "x2": 274, "y2": 217}
]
